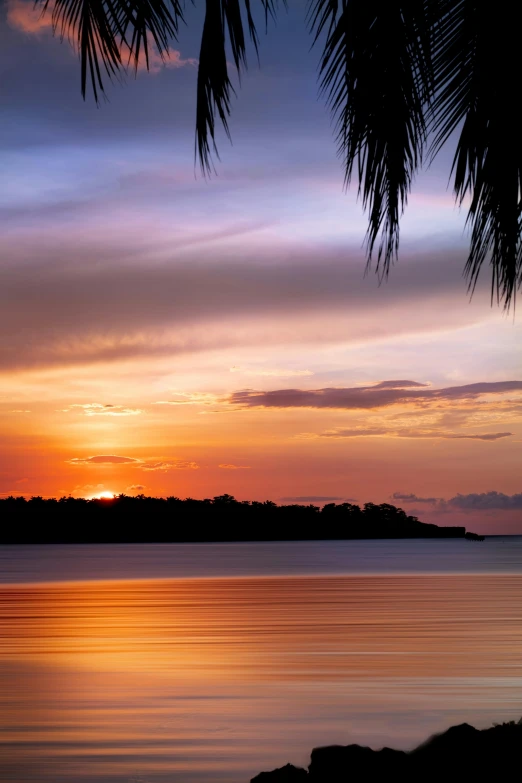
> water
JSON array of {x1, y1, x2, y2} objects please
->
[
  {"x1": 1, "y1": 539, "x2": 522, "y2": 782},
  {"x1": 1, "y1": 536, "x2": 521, "y2": 585}
]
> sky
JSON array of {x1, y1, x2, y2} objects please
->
[{"x1": 1, "y1": 0, "x2": 521, "y2": 533}]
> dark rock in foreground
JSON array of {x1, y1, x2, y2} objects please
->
[
  {"x1": 251, "y1": 719, "x2": 522, "y2": 781},
  {"x1": 251, "y1": 763, "x2": 308, "y2": 782}
]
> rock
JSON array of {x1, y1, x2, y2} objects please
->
[
  {"x1": 252, "y1": 719, "x2": 522, "y2": 783},
  {"x1": 251, "y1": 762, "x2": 308, "y2": 782},
  {"x1": 308, "y1": 743, "x2": 406, "y2": 781}
]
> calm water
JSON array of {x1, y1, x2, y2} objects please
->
[{"x1": 1, "y1": 538, "x2": 522, "y2": 782}]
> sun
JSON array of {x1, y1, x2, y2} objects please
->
[{"x1": 87, "y1": 490, "x2": 116, "y2": 500}]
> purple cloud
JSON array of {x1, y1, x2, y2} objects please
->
[
  {"x1": 448, "y1": 491, "x2": 522, "y2": 510},
  {"x1": 229, "y1": 380, "x2": 522, "y2": 410},
  {"x1": 392, "y1": 492, "x2": 442, "y2": 504}
]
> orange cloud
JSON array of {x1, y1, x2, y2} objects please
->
[
  {"x1": 61, "y1": 403, "x2": 143, "y2": 417},
  {"x1": 139, "y1": 460, "x2": 199, "y2": 472},
  {"x1": 68, "y1": 455, "x2": 139, "y2": 465},
  {"x1": 7, "y1": 2, "x2": 197, "y2": 75},
  {"x1": 7, "y1": 0, "x2": 53, "y2": 34},
  {"x1": 218, "y1": 464, "x2": 251, "y2": 470}
]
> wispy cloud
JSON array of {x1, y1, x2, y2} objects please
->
[
  {"x1": 229, "y1": 367, "x2": 314, "y2": 378},
  {"x1": 392, "y1": 492, "x2": 442, "y2": 504},
  {"x1": 133, "y1": 46, "x2": 197, "y2": 74},
  {"x1": 218, "y1": 464, "x2": 251, "y2": 470},
  {"x1": 152, "y1": 393, "x2": 218, "y2": 406},
  {"x1": 139, "y1": 460, "x2": 199, "y2": 472},
  {"x1": 0, "y1": 249, "x2": 503, "y2": 373},
  {"x1": 67, "y1": 455, "x2": 138, "y2": 465},
  {"x1": 318, "y1": 427, "x2": 512, "y2": 441},
  {"x1": 61, "y1": 403, "x2": 142, "y2": 416},
  {"x1": 230, "y1": 380, "x2": 522, "y2": 411}
]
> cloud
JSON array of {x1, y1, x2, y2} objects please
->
[
  {"x1": 229, "y1": 380, "x2": 522, "y2": 411},
  {"x1": 229, "y1": 367, "x2": 314, "y2": 378},
  {"x1": 7, "y1": 0, "x2": 53, "y2": 34},
  {"x1": 126, "y1": 484, "x2": 147, "y2": 492},
  {"x1": 447, "y1": 491, "x2": 522, "y2": 511},
  {"x1": 134, "y1": 46, "x2": 198, "y2": 74},
  {"x1": 391, "y1": 490, "x2": 522, "y2": 513},
  {"x1": 368, "y1": 380, "x2": 430, "y2": 390},
  {"x1": 139, "y1": 460, "x2": 199, "y2": 472},
  {"x1": 218, "y1": 464, "x2": 251, "y2": 469},
  {"x1": 392, "y1": 492, "x2": 442, "y2": 504},
  {"x1": 319, "y1": 427, "x2": 512, "y2": 441},
  {"x1": 71, "y1": 483, "x2": 105, "y2": 496},
  {"x1": 7, "y1": 1, "x2": 197, "y2": 73},
  {"x1": 67, "y1": 455, "x2": 199, "y2": 470},
  {"x1": 61, "y1": 403, "x2": 143, "y2": 416},
  {"x1": 0, "y1": 247, "x2": 506, "y2": 372},
  {"x1": 280, "y1": 496, "x2": 356, "y2": 503},
  {"x1": 68, "y1": 455, "x2": 138, "y2": 465},
  {"x1": 10, "y1": 409, "x2": 31, "y2": 413},
  {"x1": 152, "y1": 392, "x2": 218, "y2": 406}
]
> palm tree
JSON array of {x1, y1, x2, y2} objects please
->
[{"x1": 35, "y1": 1, "x2": 521, "y2": 308}]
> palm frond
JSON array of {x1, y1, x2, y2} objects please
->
[
  {"x1": 121, "y1": 0, "x2": 184, "y2": 73},
  {"x1": 40, "y1": 0, "x2": 125, "y2": 101},
  {"x1": 430, "y1": 1, "x2": 522, "y2": 308},
  {"x1": 195, "y1": 0, "x2": 285, "y2": 175},
  {"x1": 37, "y1": 1, "x2": 187, "y2": 99},
  {"x1": 309, "y1": 0, "x2": 434, "y2": 277}
]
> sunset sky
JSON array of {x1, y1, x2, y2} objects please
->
[{"x1": 1, "y1": 0, "x2": 521, "y2": 533}]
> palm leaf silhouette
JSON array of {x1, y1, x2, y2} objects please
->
[{"x1": 30, "y1": 0, "x2": 522, "y2": 308}]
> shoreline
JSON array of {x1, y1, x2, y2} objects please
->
[{"x1": 251, "y1": 719, "x2": 522, "y2": 781}]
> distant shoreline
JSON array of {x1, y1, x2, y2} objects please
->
[{"x1": 0, "y1": 494, "x2": 482, "y2": 545}]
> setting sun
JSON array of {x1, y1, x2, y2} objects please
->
[{"x1": 87, "y1": 491, "x2": 115, "y2": 500}]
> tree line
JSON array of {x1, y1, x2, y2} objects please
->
[{"x1": 0, "y1": 494, "x2": 467, "y2": 544}]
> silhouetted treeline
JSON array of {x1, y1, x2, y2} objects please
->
[
  {"x1": 0, "y1": 494, "x2": 469, "y2": 544},
  {"x1": 251, "y1": 718, "x2": 522, "y2": 782}
]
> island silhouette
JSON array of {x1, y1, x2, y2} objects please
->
[
  {"x1": 0, "y1": 494, "x2": 480, "y2": 544},
  {"x1": 251, "y1": 718, "x2": 522, "y2": 781}
]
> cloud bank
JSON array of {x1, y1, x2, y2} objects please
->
[
  {"x1": 230, "y1": 380, "x2": 522, "y2": 410},
  {"x1": 393, "y1": 490, "x2": 522, "y2": 512},
  {"x1": 0, "y1": 248, "x2": 504, "y2": 372}
]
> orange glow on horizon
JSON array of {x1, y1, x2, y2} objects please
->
[{"x1": 86, "y1": 491, "x2": 116, "y2": 500}]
